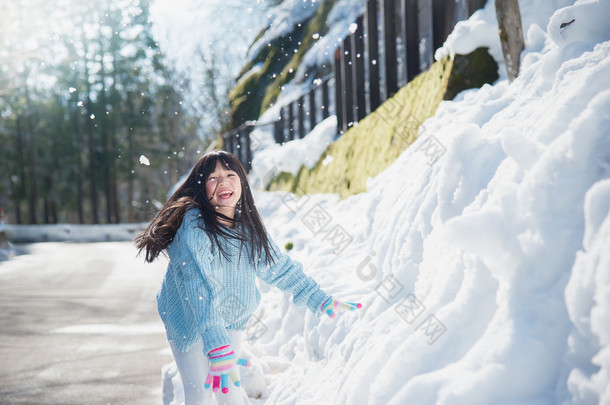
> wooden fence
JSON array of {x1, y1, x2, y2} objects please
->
[{"x1": 223, "y1": 0, "x2": 487, "y2": 170}]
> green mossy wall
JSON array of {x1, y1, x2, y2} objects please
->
[
  {"x1": 268, "y1": 55, "x2": 455, "y2": 198},
  {"x1": 228, "y1": 32, "x2": 304, "y2": 128},
  {"x1": 266, "y1": 46, "x2": 498, "y2": 198},
  {"x1": 259, "y1": 0, "x2": 336, "y2": 112}
]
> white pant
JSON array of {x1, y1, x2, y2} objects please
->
[{"x1": 168, "y1": 330, "x2": 250, "y2": 405}]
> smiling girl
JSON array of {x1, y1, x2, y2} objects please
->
[{"x1": 135, "y1": 150, "x2": 361, "y2": 405}]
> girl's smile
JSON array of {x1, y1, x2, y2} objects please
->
[{"x1": 205, "y1": 161, "x2": 242, "y2": 221}]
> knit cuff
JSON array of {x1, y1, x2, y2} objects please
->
[
  {"x1": 202, "y1": 324, "x2": 231, "y2": 355},
  {"x1": 307, "y1": 289, "x2": 331, "y2": 316}
]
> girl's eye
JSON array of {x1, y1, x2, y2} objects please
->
[{"x1": 207, "y1": 177, "x2": 216, "y2": 182}]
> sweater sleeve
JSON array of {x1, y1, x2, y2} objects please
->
[
  {"x1": 257, "y1": 233, "x2": 330, "y2": 314},
  {"x1": 174, "y1": 209, "x2": 231, "y2": 353}
]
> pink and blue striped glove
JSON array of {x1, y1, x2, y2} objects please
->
[
  {"x1": 320, "y1": 298, "x2": 362, "y2": 319},
  {"x1": 205, "y1": 345, "x2": 251, "y2": 394}
]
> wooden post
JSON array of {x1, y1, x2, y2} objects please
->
[
  {"x1": 322, "y1": 78, "x2": 330, "y2": 119},
  {"x1": 432, "y1": 0, "x2": 455, "y2": 51},
  {"x1": 224, "y1": 133, "x2": 233, "y2": 156},
  {"x1": 352, "y1": 15, "x2": 367, "y2": 122},
  {"x1": 381, "y1": 0, "x2": 398, "y2": 98},
  {"x1": 468, "y1": 0, "x2": 487, "y2": 15},
  {"x1": 298, "y1": 95, "x2": 306, "y2": 138},
  {"x1": 309, "y1": 89, "x2": 317, "y2": 130},
  {"x1": 224, "y1": 134, "x2": 229, "y2": 155},
  {"x1": 234, "y1": 132, "x2": 241, "y2": 163},
  {"x1": 419, "y1": 0, "x2": 433, "y2": 69},
  {"x1": 288, "y1": 102, "x2": 295, "y2": 141},
  {"x1": 366, "y1": 0, "x2": 381, "y2": 112},
  {"x1": 239, "y1": 131, "x2": 245, "y2": 164},
  {"x1": 275, "y1": 108, "x2": 285, "y2": 144},
  {"x1": 341, "y1": 37, "x2": 354, "y2": 131},
  {"x1": 334, "y1": 48, "x2": 344, "y2": 133},
  {"x1": 495, "y1": 0, "x2": 524, "y2": 82},
  {"x1": 455, "y1": 0, "x2": 469, "y2": 22},
  {"x1": 244, "y1": 127, "x2": 253, "y2": 172},
  {"x1": 240, "y1": 132, "x2": 246, "y2": 165},
  {"x1": 403, "y1": 0, "x2": 420, "y2": 82}
]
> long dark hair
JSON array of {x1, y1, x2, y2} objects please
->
[{"x1": 134, "y1": 150, "x2": 276, "y2": 265}]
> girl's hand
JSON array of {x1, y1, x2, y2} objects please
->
[
  {"x1": 320, "y1": 297, "x2": 362, "y2": 319},
  {"x1": 205, "y1": 345, "x2": 251, "y2": 394}
]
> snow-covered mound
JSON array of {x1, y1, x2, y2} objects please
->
[
  {"x1": 245, "y1": 1, "x2": 610, "y2": 404},
  {"x1": 162, "y1": 1, "x2": 610, "y2": 404},
  {"x1": 248, "y1": 116, "x2": 338, "y2": 190},
  {"x1": 3, "y1": 223, "x2": 146, "y2": 243}
]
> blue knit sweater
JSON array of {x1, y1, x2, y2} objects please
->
[{"x1": 157, "y1": 207, "x2": 330, "y2": 353}]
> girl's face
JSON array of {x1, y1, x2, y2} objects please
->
[{"x1": 205, "y1": 160, "x2": 242, "y2": 219}]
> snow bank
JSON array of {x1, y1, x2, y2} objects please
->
[
  {"x1": 248, "y1": 116, "x2": 338, "y2": 190},
  {"x1": 564, "y1": 178, "x2": 610, "y2": 404},
  {"x1": 3, "y1": 223, "x2": 147, "y2": 243},
  {"x1": 435, "y1": 0, "x2": 575, "y2": 81},
  {"x1": 162, "y1": 1, "x2": 610, "y2": 404},
  {"x1": 244, "y1": 1, "x2": 610, "y2": 404}
]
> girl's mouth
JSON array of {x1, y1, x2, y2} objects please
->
[{"x1": 217, "y1": 190, "x2": 233, "y2": 200}]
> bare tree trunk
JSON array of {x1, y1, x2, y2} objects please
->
[
  {"x1": 127, "y1": 93, "x2": 136, "y2": 223},
  {"x1": 83, "y1": 33, "x2": 99, "y2": 224},
  {"x1": 495, "y1": 0, "x2": 524, "y2": 82},
  {"x1": 98, "y1": 36, "x2": 114, "y2": 224},
  {"x1": 14, "y1": 115, "x2": 27, "y2": 224},
  {"x1": 109, "y1": 40, "x2": 121, "y2": 223},
  {"x1": 8, "y1": 177, "x2": 22, "y2": 225},
  {"x1": 24, "y1": 87, "x2": 38, "y2": 224},
  {"x1": 44, "y1": 174, "x2": 51, "y2": 224},
  {"x1": 72, "y1": 102, "x2": 85, "y2": 224}
]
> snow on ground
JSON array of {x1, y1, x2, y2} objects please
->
[
  {"x1": 1, "y1": 223, "x2": 146, "y2": 244},
  {"x1": 160, "y1": 1, "x2": 610, "y2": 404},
  {"x1": 248, "y1": 116, "x2": 338, "y2": 190}
]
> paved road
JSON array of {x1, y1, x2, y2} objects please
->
[{"x1": 0, "y1": 242, "x2": 171, "y2": 405}]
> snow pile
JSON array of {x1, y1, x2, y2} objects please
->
[
  {"x1": 436, "y1": 0, "x2": 576, "y2": 80},
  {"x1": 248, "y1": 115, "x2": 338, "y2": 190},
  {"x1": 4, "y1": 223, "x2": 147, "y2": 243},
  {"x1": 246, "y1": 1, "x2": 610, "y2": 404},
  {"x1": 565, "y1": 179, "x2": 610, "y2": 404},
  {"x1": 162, "y1": 1, "x2": 610, "y2": 404}
]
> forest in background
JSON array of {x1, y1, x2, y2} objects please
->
[{"x1": 0, "y1": 0, "x2": 226, "y2": 225}]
